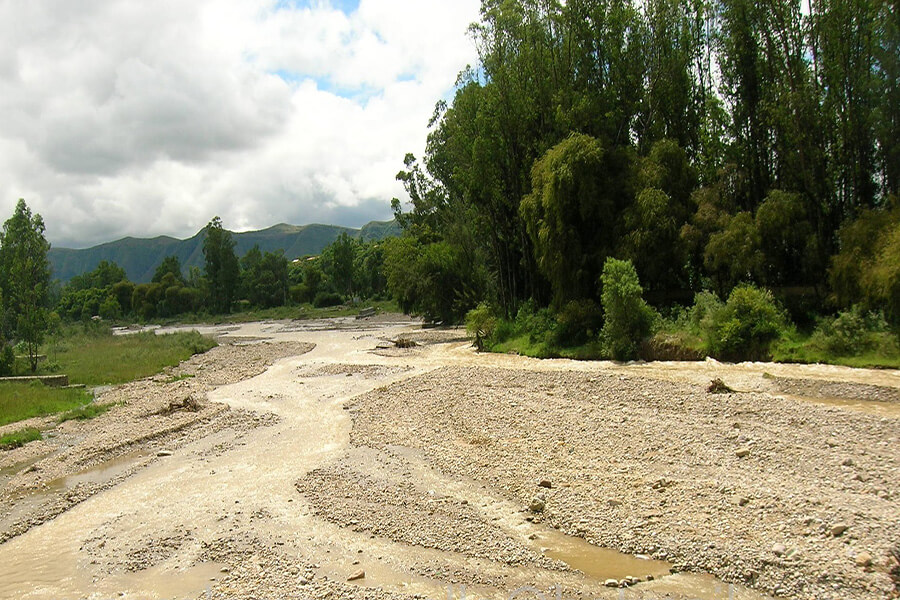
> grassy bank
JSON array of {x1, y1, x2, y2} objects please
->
[
  {"x1": 0, "y1": 383, "x2": 92, "y2": 427},
  {"x1": 772, "y1": 330, "x2": 900, "y2": 369},
  {"x1": 1, "y1": 326, "x2": 216, "y2": 433},
  {"x1": 43, "y1": 328, "x2": 216, "y2": 386},
  {"x1": 477, "y1": 297, "x2": 900, "y2": 369},
  {"x1": 0, "y1": 427, "x2": 42, "y2": 450},
  {"x1": 487, "y1": 328, "x2": 900, "y2": 368},
  {"x1": 150, "y1": 299, "x2": 402, "y2": 326}
]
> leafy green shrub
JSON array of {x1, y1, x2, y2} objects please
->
[
  {"x1": 313, "y1": 292, "x2": 343, "y2": 308},
  {"x1": 810, "y1": 306, "x2": 887, "y2": 355},
  {"x1": 705, "y1": 284, "x2": 787, "y2": 361},
  {"x1": 554, "y1": 299, "x2": 603, "y2": 346},
  {"x1": 465, "y1": 303, "x2": 498, "y2": 351},
  {"x1": 599, "y1": 258, "x2": 658, "y2": 360},
  {"x1": 689, "y1": 290, "x2": 724, "y2": 335},
  {"x1": 514, "y1": 300, "x2": 555, "y2": 343},
  {"x1": 177, "y1": 330, "x2": 217, "y2": 355}
]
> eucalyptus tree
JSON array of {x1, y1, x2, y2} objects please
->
[
  {"x1": 0, "y1": 199, "x2": 51, "y2": 372},
  {"x1": 202, "y1": 217, "x2": 239, "y2": 314}
]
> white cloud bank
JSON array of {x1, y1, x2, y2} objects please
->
[{"x1": 0, "y1": 0, "x2": 481, "y2": 247}]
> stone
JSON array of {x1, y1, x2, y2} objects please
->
[
  {"x1": 347, "y1": 570, "x2": 365, "y2": 581},
  {"x1": 529, "y1": 498, "x2": 545, "y2": 513},
  {"x1": 735, "y1": 447, "x2": 751, "y2": 458},
  {"x1": 772, "y1": 543, "x2": 787, "y2": 557},
  {"x1": 738, "y1": 497, "x2": 750, "y2": 506},
  {"x1": 855, "y1": 552, "x2": 873, "y2": 568},
  {"x1": 830, "y1": 523, "x2": 849, "y2": 537},
  {"x1": 157, "y1": 450, "x2": 173, "y2": 457},
  {"x1": 841, "y1": 457, "x2": 854, "y2": 467},
  {"x1": 538, "y1": 479, "x2": 553, "y2": 489},
  {"x1": 604, "y1": 579, "x2": 619, "y2": 587}
]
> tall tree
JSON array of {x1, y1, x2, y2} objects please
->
[
  {"x1": 0, "y1": 200, "x2": 51, "y2": 372},
  {"x1": 202, "y1": 217, "x2": 239, "y2": 314},
  {"x1": 152, "y1": 255, "x2": 186, "y2": 285}
]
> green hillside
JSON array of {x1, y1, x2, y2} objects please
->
[{"x1": 49, "y1": 220, "x2": 400, "y2": 283}]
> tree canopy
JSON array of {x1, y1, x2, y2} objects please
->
[{"x1": 0, "y1": 199, "x2": 51, "y2": 371}]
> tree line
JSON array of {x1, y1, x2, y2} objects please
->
[
  {"x1": 0, "y1": 204, "x2": 390, "y2": 374},
  {"x1": 385, "y1": 0, "x2": 899, "y2": 341}
]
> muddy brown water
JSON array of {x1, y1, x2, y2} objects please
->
[{"x1": 1, "y1": 320, "x2": 892, "y2": 599}]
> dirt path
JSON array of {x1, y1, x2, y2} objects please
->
[{"x1": 0, "y1": 317, "x2": 897, "y2": 600}]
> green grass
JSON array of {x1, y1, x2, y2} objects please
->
[
  {"x1": 151, "y1": 299, "x2": 403, "y2": 326},
  {"x1": 490, "y1": 334, "x2": 605, "y2": 360},
  {"x1": 772, "y1": 330, "x2": 900, "y2": 369},
  {"x1": 0, "y1": 427, "x2": 42, "y2": 450},
  {"x1": 43, "y1": 328, "x2": 217, "y2": 386},
  {"x1": 0, "y1": 383, "x2": 92, "y2": 427},
  {"x1": 57, "y1": 402, "x2": 113, "y2": 423}
]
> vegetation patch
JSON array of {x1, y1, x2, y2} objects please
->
[
  {"x1": 0, "y1": 427, "x2": 41, "y2": 450},
  {"x1": 0, "y1": 383, "x2": 92, "y2": 427},
  {"x1": 44, "y1": 328, "x2": 216, "y2": 386},
  {"x1": 57, "y1": 402, "x2": 113, "y2": 423}
]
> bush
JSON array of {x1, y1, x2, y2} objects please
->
[
  {"x1": 313, "y1": 292, "x2": 344, "y2": 308},
  {"x1": 554, "y1": 299, "x2": 603, "y2": 346},
  {"x1": 0, "y1": 344, "x2": 13, "y2": 376},
  {"x1": 704, "y1": 284, "x2": 787, "y2": 361},
  {"x1": 689, "y1": 290, "x2": 724, "y2": 335},
  {"x1": 599, "y1": 258, "x2": 658, "y2": 360},
  {"x1": 810, "y1": 306, "x2": 886, "y2": 355},
  {"x1": 465, "y1": 303, "x2": 498, "y2": 351},
  {"x1": 514, "y1": 300, "x2": 556, "y2": 343}
]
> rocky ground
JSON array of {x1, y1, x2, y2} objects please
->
[
  {"x1": 333, "y1": 365, "x2": 899, "y2": 600},
  {"x1": 0, "y1": 319, "x2": 897, "y2": 600}
]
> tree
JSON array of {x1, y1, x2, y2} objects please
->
[
  {"x1": 152, "y1": 256, "x2": 186, "y2": 285},
  {"x1": 520, "y1": 133, "x2": 629, "y2": 306},
  {"x1": 202, "y1": 217, "x2": 239, "y2": 314},
  {"x1": 599, "y1": 258, "x2": 657, "y2": 361},
  {"x1": 323, "y1": 233, "x2": 356, "y2": 298},
  {"x1": 240, "y1": 245, "x2": 289, "y2": 308},
  {"x1": 0, "y1": 200, "x2": 51, "y2": 372},
  {"x1": 67, "y1": 260, "x2": 126, "y2": 292}
]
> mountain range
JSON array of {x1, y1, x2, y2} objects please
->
[{"x1": 49, "y1": 220, "x2": 401, "y2": 284}]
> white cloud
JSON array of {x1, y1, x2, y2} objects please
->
[{"x1": 0, "y1": 0, "x2": 480, "y2": 248}]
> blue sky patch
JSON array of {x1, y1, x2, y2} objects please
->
[{"x1": 274, "y1": 0, "x2": 360, "y2": 14}]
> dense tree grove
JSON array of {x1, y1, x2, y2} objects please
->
[
  {"x1": 390, "y1": 0, "x2": 899, "y2": 331},
  {"x1": 46, "y1": 217, "x2": 391, "y2": 327}
]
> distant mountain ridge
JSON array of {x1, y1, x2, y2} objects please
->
[{"x1": 49, "y1": 220, "x2": 401, "y2": 284}]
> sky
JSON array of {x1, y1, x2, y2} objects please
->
[{"x1": 0, "y1": 0, "x2": 482, "y2": 248}]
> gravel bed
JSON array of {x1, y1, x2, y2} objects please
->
[{"x1": 346, "y1": 366, "x2": 900, "y2": 600}]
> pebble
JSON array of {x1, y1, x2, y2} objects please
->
[
  {"x1": 157, "y1": 450, "x2": 173, "y2": 457},
  {"x1": 529, "y1": 498, "x2": 545, "y2": 513},
  {"x1": 347, "y1": 570, "x2": 365, "y2": 581},
  {"x1": 855, "y1": 552, "x2": 872, "y2": 567},
  {"x1": 735, "y1": 447, "x2": 751, "y2": 458},
  {"x1": 830, "y1": 523, "x2": 849, "y2": 537}
]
